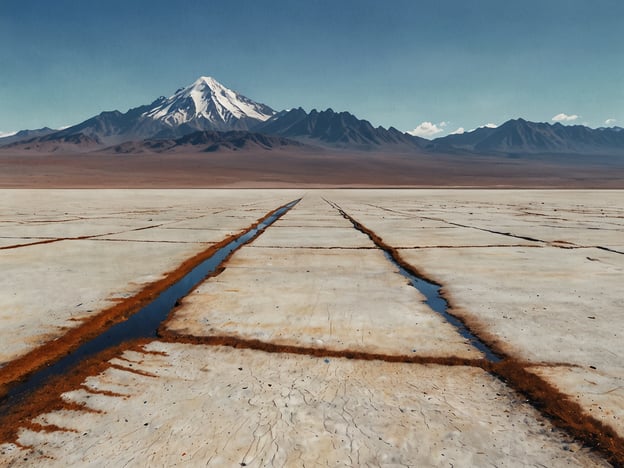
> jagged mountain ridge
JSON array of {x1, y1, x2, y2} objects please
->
[{"x1": 256, "y1": 107, "x2": 427, "y2": 149}]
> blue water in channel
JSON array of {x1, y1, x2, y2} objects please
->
[
  {"x1": 384, "y1": 251, "x2": 502, "y2": 363},
  {"x1": 0, "y1": 200, "x2": 299, "y2": 414}
]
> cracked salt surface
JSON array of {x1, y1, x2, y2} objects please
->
[
  {"x1": 1, "y1": 189, "x2": 623, "y2": 466},
  {"x1": 0, "y1": 343, "x2": 608, "y2": 467}
]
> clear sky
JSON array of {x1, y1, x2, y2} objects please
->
[{"x1": 1, "y1": 0, "x2": 623, "y2": 138}]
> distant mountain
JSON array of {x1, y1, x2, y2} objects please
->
[
  {"x1": 103, "y1": 130, "x2": 306, "y2": 154},
  {"x1": 256, "y1": 107, "x2": 426, "y2": 149},
  {"x1": 3, "y1": 76, "x2": 624, "y2": 157},
  {"x1": 3, "y1": 131, "x2": 102, "y2": 153},
  {"x1": 47, "y1": 99, "x2": 166, "y2": 144},
  {"x1": 2, "y1": 77, "x2": 275, "y2": 147},
  {"x1": 430, "y1": 119, "x2": 624, "y2": 156},
  {"x1": 0, "y1": 127, "x2": 56, "y2": 145}
]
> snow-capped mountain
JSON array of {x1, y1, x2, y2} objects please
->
[
  {"x1": 4, "y1": 77, "x2": 276, "y2": 146},
  {"x1": 142, "y1": 76, "x2": 275, "y2": 132}
]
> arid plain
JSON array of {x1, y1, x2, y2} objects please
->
[{"x1": 0, "y1": 188, "x2": 623, "y2": 466}]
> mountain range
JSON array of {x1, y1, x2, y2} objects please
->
[
  {"x1": 2, "y1": 76, "x2": 623, "y2": 157},
  {"x1": 427, "y1": 118, "x2": 624, "y2": 156}
]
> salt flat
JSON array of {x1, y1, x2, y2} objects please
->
[{"x1": 1, "y1": 189, "x2": 623, "y2": 466}]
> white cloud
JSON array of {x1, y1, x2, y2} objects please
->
[
  {"x1": 552, "y1": 113, "x2": 579, "y2": 122},
  {"x1": 465, "y1": 123, "x2": 498, "y2": 132},
  {"x1": 408, "y1": 121, "x2": 447, "y2": 138},
  {"x1": 605, "y1": 118, "x2": 617, "y2": 126},
  {"x1": 450, "y1": 127, "x2": 465, "y2": 135},
  {"x1": 0, "y1": 131, "x2": 17, "y2": 138}
]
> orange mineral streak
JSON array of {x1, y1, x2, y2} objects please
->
[
  {"x1": 158, "y1": 329, "x2": 485, "y2": 368},
  {"x1": 78, "y1": 384, "x2": 129, "y2": 398},
  {"x1": 0, "y1": 202, "x2": 292, "y2": 398},
  {"x1": 107, "y1": 364, "x2": 158, "y2": 378}
]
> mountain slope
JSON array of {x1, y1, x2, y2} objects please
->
[
  {"x1": 48, "y1": 99, "x2": 166, "y2": 144},
  {"x1": 256, "y1": 108, "x2": 426, "y2": 149},
  {"x1": 3, "y1": 132, "x2": 102, "y2": 153},
  {"x1": 103, "y1": 130, "x2": 306, "y2": 154}
]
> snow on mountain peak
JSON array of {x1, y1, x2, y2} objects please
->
[{"x1": 143, "y1": 76, "x2": 275, "y2": 129}]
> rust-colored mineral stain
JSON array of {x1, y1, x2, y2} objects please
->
[
  {"x1": 78, "y1": 384, "x2": 129, "y2": 398},
  {"x1": 21, "y1": 421, "x2": 78, "y2": 436},
  {"x1": 158, "y1": 329, "x2": 485, "y2": 368},
  {"x1": 108, "y1": 364, "x2": 158, "y2": 378}
]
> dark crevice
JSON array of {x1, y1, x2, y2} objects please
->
[
  {"x1": 90, "y1": 238, "x2": 204, "y2": 244},
  {"x1": 444, "y1": 221, "x2": 543, "y2": 243},
  {"x1": 0, "y1": 238, "x2": 63, "y2": 250},
  {"x1": 363, "y1": 202, "x2": 598, "y2": 249},
  {"x1": 249, "y1": 245, "x2": 376, "y2": 250},
  {"x1": 597, "y1": 246, "x2": 624, "y2": 255},
  {"x1": 396, "y1": 244, "x2": 543, "y2": 249}
]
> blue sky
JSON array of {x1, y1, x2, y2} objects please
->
[{"x1": 1, "y1": 0, "x2": 623, "y2": 137}]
